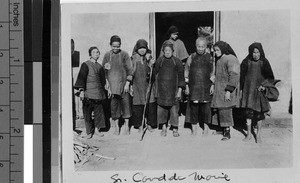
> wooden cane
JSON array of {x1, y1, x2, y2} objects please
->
[{"x1": 140, "y1": 61, "x2": 154, "y2": 141}]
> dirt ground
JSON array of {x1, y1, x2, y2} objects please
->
[{"x1": 74, "y1": 114, "x2": 293, "y2": 171}]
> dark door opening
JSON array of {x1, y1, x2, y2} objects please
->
[{"x1": 155, "y1": 12, "x2": 214, "y2": 59}]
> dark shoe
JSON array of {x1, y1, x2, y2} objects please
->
[
  {"x1": 221, "y1": 128, "x2": 231, "y2": 141},
  {"x1": 173, "y1": 130, "x2": 180, "y2": 137}
]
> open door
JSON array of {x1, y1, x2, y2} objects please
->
[{"x1": 149, "y1": 11, "x2": 221, "y2": 59}]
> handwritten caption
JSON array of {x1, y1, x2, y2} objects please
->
[{"x1": 110, "y1": 172, "x2": 230, "y2": 183}]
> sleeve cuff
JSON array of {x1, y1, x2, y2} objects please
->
[
  {"x1": 225, "y1": 85, "x2": 236, "y2": 92},
  {"x1": 126, "y1": 75, "x2": 133, "y2": 81},
  {"x1": 179, "y1": 86, "x2": 186, "y2": 90}
]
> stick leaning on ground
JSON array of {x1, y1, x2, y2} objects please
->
[{"x1": 140, "y1": 59, "x2": 155, "y2": 141}]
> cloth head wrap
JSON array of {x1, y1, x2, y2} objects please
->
[
  {"x1": 213, "y1": 41, "x2": 237, "y2": 60},
  {"x1": 247, "y1": 42, "x2": 266, "y2": 60},
  {"x1": 132, "y1": 39, "x2": 152, "y2": 55},
  {"x1": 167, "y1": 25, "x2": 179, "y2": 36}
]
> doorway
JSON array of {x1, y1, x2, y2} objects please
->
[{"x1": 154, "y1": 12, "x2": 215, "y2": 59}]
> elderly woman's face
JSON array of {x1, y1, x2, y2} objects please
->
[
  {"x1": 253, "y1": 48, "x2": 260, "y2": 61},
  {"x1": 214, "y1": 46, "x2": 222, "y2": 57},
  {"x1": 163, "y1": 46, "x2": 173, "y2": 58},
  {"x1": 196, "y1": 40, "x2": 207, "y2": 55}
]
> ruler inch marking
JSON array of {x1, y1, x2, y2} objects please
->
[
  {"x1": 9, "y1": 1, "x2": 11, "y2": 182},
  {"x1": 0, "y1": 1, "x2": 24, "y2": 182}
]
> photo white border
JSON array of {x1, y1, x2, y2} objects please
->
[{"x1": 60, "y1": 1, "x2": 300, "y2": 182}]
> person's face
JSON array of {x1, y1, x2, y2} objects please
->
[
  {"x1": 137, "y1": 48, "x2": 147, "y2": 56},
  {"x1": 253, "y1": 48, "x2": 260, "y2": 61},
  {"x1": 196, "y1": 40, "x2": 207, "y2": 55},
  {"x1": 163, "y1": 46, "x2": 173, "y2": 58},
  {"x1": 214, "y1": 46, "x2": 222, "y2": 57},
  {"x1": 90, "y1": 48, "x2": 100, "y2": 60},
  {"x1": 111, "y1": 42, "x2": 121, "y2": 53},
  {"x1": 170, "y1": 33, "x2": 178, "y2": 40}
]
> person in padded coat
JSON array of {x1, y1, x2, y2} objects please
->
[
  {"x1": 130, "y1": 39, "x2": 157, "y2": 133},
  {"x1": 211, "y1": 41, "x2": 240, "y2": 141},
  {"x1": 154, "y1": 41, "x2": 185, "y2": 137},
  {"x1": 240, "y1": 42, "x2": 275, "y2": 143}
]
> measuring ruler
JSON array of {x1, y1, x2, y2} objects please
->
[{"x1": 0, "y1": 0, "x2": 24, "y2": 182}]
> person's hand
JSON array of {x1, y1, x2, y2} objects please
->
[
  {"x1": 105, "y1": 79, "x2": 110, "y2": 90},
  {"x1": 258, "y1": 85, "x2": 266, "y2": 92},
  {"x1": 224, "y1": 91, "x2": 231, "y2": 102},
  {"x1": 185, "y1": 85, "x2": 190, "y2": 95},
  {"x1": 210, "y1": 85, "x2": 214, "y2": 95},
  {"x1": 148, "y1": 58, "x2": 155, "y2": 67},
  {"x1": 107, "y1": 88, "x2": 112, "y2": 98},
  {"x1": 129, "y1": 85, "x2": 133, "y2": 97},
  {"x1": 176, "y1": 88, "x2": 182, "y2": 101},
  {"x1": 145, "y1": 53, "x2": 151, "y2": 60},
  {"x1": 124, "y1": 81, "x2": 130, "y2": 93},
  {"x1": 79, "y1": 91, "x2": 85, "y2": 101}
]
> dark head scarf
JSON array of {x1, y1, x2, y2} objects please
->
[
  {"x1": 213, "y1": 41, "x2": 237, "y2": 60},
  {"x1": 162, "y1": 40, "x2": 174, "y2": 52},
  {"x1": 240, "y1": 42, "x2": 275, "y2": 89},
  {"x1": 246, "y1": 42, "x2": 266, "y2": 61},
  {"x1": 132, "y1": 39, "x2": 152, "y2": 55},
  {"x1": 110, "y1": 35, "x2": 121, "y2": 45}
]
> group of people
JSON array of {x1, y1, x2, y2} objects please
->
[{"x1": 74, "y1": 25, "x2": 277, "y2": 143}]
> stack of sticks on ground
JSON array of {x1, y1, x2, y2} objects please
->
[{"x1": 73, "y1": 132, "x2": 115, "y2": 165}]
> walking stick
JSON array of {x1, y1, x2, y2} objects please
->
[{"x1": 140, "y1": 61, "x2": 154, "y2": 141}]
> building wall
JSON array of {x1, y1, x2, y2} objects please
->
[{"x1": 220, "y1": 10, "x2": 291, "y2": 115}]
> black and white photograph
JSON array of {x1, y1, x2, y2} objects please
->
[{"x1": 60, "y1": 1, "x2": 299, "y2": 182}]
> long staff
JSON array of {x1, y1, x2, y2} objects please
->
[{"x1": 140, "y1": 61, "x2": 155, "y2": 141}]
